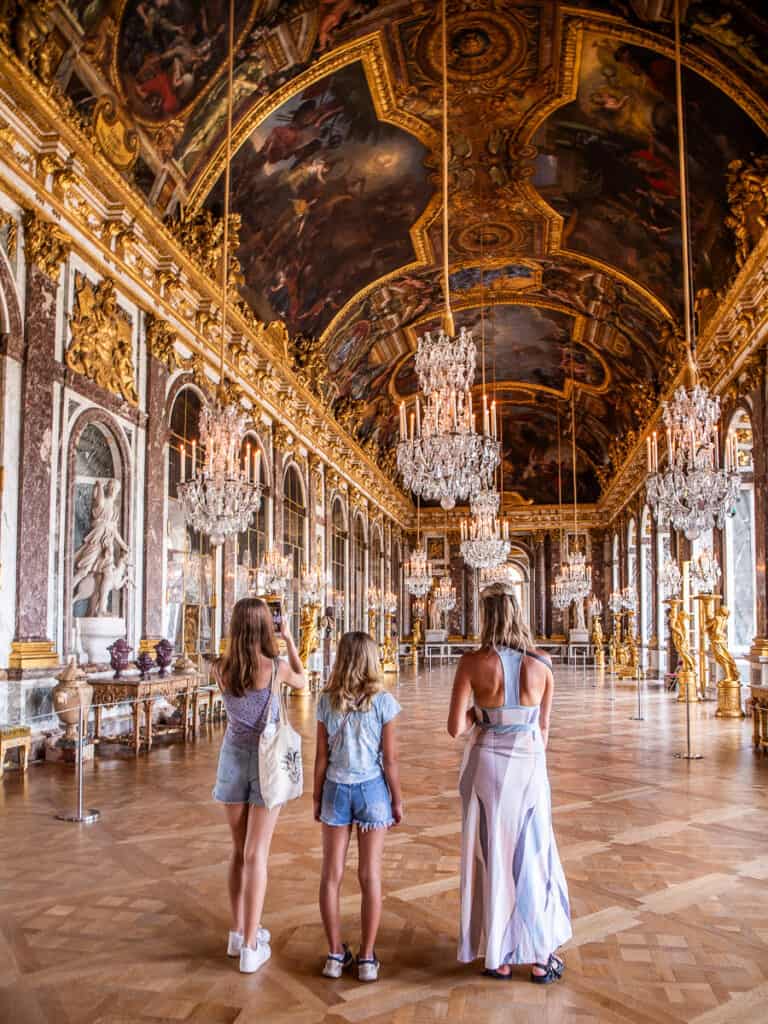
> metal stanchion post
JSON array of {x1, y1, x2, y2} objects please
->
[
  {"x1": 673, "y1": 682, "x2": 703, "y2": 760},
  {"x1": 56, "y1": 699, "x2": 100, "y2": 824},
  {"x1": 630, "y1": 664, "x2": 645, "y2": 721}
]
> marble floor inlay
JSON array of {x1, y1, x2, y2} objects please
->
[{"x1": 2, "y1": 666, "x2": 767, "y2": 1024}]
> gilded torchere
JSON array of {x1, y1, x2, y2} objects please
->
[
  {"x1": 694, "y1": 592, "x2": 716, "y2": 700},
  {"x1": 705, "y1": 602, "x2": 744, "y2": 719},
  {"x1": 669, "y1": 598, "x2": 697, "y2": 703},
  {"x1": 591, "y1": 615, "x2": 605, "y2": 669}
]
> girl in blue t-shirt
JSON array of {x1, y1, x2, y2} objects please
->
[{"x1": 313, "y1": 631, "x2": 402, "y2": 983}]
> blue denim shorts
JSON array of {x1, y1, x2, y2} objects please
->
[
  {"x1": 321, "y1": 773, "x2": 394, "y2": 831},
  {"x1": 212, "y1": 738, "x2": 265, "y2": 806}
]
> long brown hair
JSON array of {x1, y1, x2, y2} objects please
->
[
  {"x1": 220, "y1": 598, "x2": 279, "y2": 697},
  {"x1": 324, "y1": 631, "x2": 383, "y2": 713},
  {"x1": 479, "y1": 582, "x2": 533, "y2": 651}
]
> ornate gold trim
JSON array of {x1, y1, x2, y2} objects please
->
[
  {"x1": 22, "y1": 208, "x2": 69, "y2": 279},
  {"x1": 8, "y1": 640, "x2": 59, "y2": 669},
  {"x1": 66, "y1": 275, "x2": 138, "y2": 405}
]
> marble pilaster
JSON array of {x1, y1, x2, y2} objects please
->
[
  {"x1": 11, "y1": 263, "x2": 60, "y2": 669},
  {"x1": 139, "y1": 352, "x2": 169, "y2": 648}
]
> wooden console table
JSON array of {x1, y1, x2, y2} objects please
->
[
  {"x1": 751, "y1": 684, "x2": 768, "y2": 752},
  {"x1": 91, "y1": 672, "x2": 198, "y2": 757}
]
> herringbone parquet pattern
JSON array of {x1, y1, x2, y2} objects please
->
[{"x1": 2, "y1": 666, "x2": 767, "y2": 1024}]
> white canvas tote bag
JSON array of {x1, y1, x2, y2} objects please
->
[{"x1": 258, "y1": 659, "x2": 303, "y2": 809}]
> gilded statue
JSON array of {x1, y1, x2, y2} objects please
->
[
  {"x1": 706, "y1": 605, "x2": 744, "y2": 718},
  {"x1": 669, "y1": 604, "x2": 695, "y2": 674},
  {"x1": 73, "y1": 480, "x2": 132, "y2": 617},
  {"x1": 67, "y1": 276, "x2": 138, "y2": 405},
  {"x1": 298, "y1": 603, "x2": 319, "y2": 668},
  {"x1": 14, "y1": 0, "x2": 56, "y2": 84},
  {"x1": 725, "y1": 156, "x2": 768, "y2": 267}
]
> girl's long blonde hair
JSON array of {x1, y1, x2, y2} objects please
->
[
  {"x1": 479, "y1": 582, "x2": 533, "y2": 651},
  {"x1": 324, "y1": 631, "x2": 384, "y2": 713}
]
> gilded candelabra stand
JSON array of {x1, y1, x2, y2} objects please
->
[
  {"x1": 591, "y1": 616, "x2": 605, "y2": 669},
  {"x1": 704, "y1": 597, "x2": 744, "y2": 719},
  {"x1": 411, "y1": 615, "x2": 423, "y2": 670},
  {"x1": 668, "y1": 597, "x2": 697, "y2": 703},
  {"x1": 616, "y1": 611, "x2": 639, "y2": 679},
  {"x1": 694, "y1": 592, "x2": 717, "y2": 701},
  {"x1": 382, "y1": 590, "x2": 399, "y2": 675}
]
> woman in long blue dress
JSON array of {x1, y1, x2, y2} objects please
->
[{"x1": 447, "y1": 583, "x2": 571, "y2": 982}]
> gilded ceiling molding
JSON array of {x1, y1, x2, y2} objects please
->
[
  {"x1": 22, "y1": 208, "x2": 69, "y2": 278},
  {"x1": 66, "y1": 275, "x2": 138, "y2": 405},
  {"x1": 188, "y1": 32, "x2": 439, "y2": 210},
  {"x1": 0, "y1": 74, "x2": 411, "y2": 528}
]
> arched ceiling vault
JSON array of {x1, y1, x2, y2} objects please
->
[{"x1": 62, "y1": 0, "x2": 768, "y2": 505}]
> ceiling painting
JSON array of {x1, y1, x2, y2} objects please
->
[
  {"x1": 397, "y1": 303, "x2": 608, "y2": 399},
  {"x1": 115, "y1": 0, "x2": 256, "y2": 124},
  {"x1": 533, "y1": 27, "x2": 767, "y2": 314},
  {"x1": 204, "y1": 59, "x2": 435, "y2": 337},
  {"x1": 686, "y1": 2, "x2": 768, "y2": 105}
]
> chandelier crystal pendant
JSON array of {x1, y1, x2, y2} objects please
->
[
  {"x1": 645, "y1": 0, "x2": 739, "y2": 541},
  {"x1": 690, "y1": 548, "x2": 721, "y2": 594},
  {"x1": 434, "y1": 574, "x2": 456, "y2": 614},
  {"x1": 177, "y1": 1, "x2": 262, "y2": 546},
  {"x1": 396, "y1": 0, "x2": 499, "y2": 510},
  {"x1": 460, "y1": 486, "x2": 510, "y2": 569},
  {"x1": 260, "y1": 547, "x2": 293, "y2": 596}
]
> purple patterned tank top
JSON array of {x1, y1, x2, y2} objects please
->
[{"x1": 220, "y1": 661, "x2": 279, "y2": 750}]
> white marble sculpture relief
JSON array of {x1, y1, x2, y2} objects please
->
[{"x1": 72, "y1": 479, "x2": 132, "y2": 616}]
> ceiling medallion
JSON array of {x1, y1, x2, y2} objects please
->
[{"x1": 423, "y1": 10, "x2": 526, "y2": 82}]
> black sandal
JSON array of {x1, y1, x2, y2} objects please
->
[
  {"x1": 482, "y1": 966, "x2": 514, "y2": 980},
  {"x1": 530, "y1": 953, "x2": 565, "y2": 984}
]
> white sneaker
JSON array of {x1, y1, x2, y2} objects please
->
[
  {"x1": 227, "y1": 928, "x2": 271, "y2": 957},
  {"x1": 357, "y1": 955, "x2": 380, "y2": 983},
  {"x1": 322, "y1": 944, "x2": 353, "y2": 978},
  {"x1": 240, "y1": 941, "x2": 271, "y2": 974}
]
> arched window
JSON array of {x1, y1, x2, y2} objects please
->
[
  {"x1": 283, "y1": 464, "x2": 306, "y2": 639},
  {"x1": 331, "y1": 499, "x2": 347, "y2": 631},
  {"x1": 351, "y1": 515, "x2": 366, "y2": 631},
  {"x1": 626, "y1": 519, "x2": 637, "y2": 598},
  {"x1": 656, "y1": 525, "x2": 671, "y2": 671},
  {"x1": 236, "y1": 434, "x2": 267, "y2": 600},
  {"x1": 371, "y1": 528, "x2": 382, "y2": 591},
  {"x1": 725, "y1": 409, "x2": 755, "y2": 653},
  {"x1": 612, "y1": 533, "x2": 620, "y2": 594},
  {"x1": 167, "y1": 387, "x2": 214, "y2": 654}
]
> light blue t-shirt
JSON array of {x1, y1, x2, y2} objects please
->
[{"x1": 317, "y1": 690, "x2": 402, "y2": 784}]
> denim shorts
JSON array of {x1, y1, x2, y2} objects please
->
[
  {"x1": 212, "y1": 738, "x2": 265, "y2": 806},
  {"x1": 321, "y1": 772, "x2": 394, "y2": 831}
]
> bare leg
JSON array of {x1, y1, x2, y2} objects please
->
[
  {"x1": 357, "y1": 828, "x2": 386, "y2": 959},
  {"x1": 319, "y1": 824, "x2": 352, "y2": 954},
  {"x1": 242, "y1": 804, "x2": 281, "y2": 947},
  {"x1": 223, "y1": 803, "x2": 249, "y2": 933}
]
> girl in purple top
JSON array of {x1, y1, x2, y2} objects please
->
[{"x1": 213, "y1": 598, "x2": 305, "y2": 974}]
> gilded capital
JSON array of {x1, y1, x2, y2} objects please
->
[
  {"x1": 145, "y1": 313, "x2": 179, "y2": 372},
  {"x1": 273, "y1": 424, "x2": 295, "y2": 453},
  {"x1": 23, "y1": 210, "x2": 69, "y2": 279}
]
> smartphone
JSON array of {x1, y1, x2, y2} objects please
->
[{"x1": 268, "y1": 599, "x2": 282, "y2": 633}]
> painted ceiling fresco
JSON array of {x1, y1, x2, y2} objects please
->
[{"x1": 55, "y1": 0, "x2": 768, "y2": 505}]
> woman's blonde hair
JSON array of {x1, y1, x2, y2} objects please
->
[
  {"x1": 479, "y1": 582, "x2": 533, "y2": 651},
  {"x1": 219, "y1": 598, "x2": 279, "y2": 697},
  {"x1": 324, "y1": 631, "x2": 384, "y2": 713}
]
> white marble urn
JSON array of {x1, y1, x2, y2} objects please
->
[{"x1": 77, "y1": 616, "x2": 126, "y2": 664}]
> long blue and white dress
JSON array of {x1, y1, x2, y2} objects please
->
[{"x1": 458, "y1": 646, "x2": 572, "y2": 970}]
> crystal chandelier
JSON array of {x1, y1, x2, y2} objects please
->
[
  {"x1": 552, "y1": 572, "x2": 572, "y2": 611},
  {"x1": 646, "y1": 389, "x2": 739, "y2": 540},
  {"x1": 479, "y1": 562, "x2": 516, "y2": 588},
  {"x1": 645, "y1": 2, "x2": 739, "y2": 541},
  {"x1": 434, "y1": 574, "x2": 456, "y2": 614},
  {"x1": 301, "y1": 566, "x2": 328, "y2": 605},
  {"x1": 260, "y1": 547, "x2": 292, "y2": 596},
  {"x1": 178, "y1": 8, "x2": 262, "y2": 545},
  {"x1": 404, "y1": 546, "x2": 433, "y2": 597},
  {"x1": 178, "y1": 397, "x2": 262, "y2": 546},
  {"x1": 608, "y1": 591, "x2": 624, "y2": 615},
  {"x1": 460, "y1": 486, "x2": 510, "y2": 569},
  {"x1": 415, "y1": 324, "x2": 475, "y2": 396},
  {"x1": 660, "y1": 557, "x2": 682, "y2": 598},
  {"x1": 384, "y1": 589, "x2": 398, "y2": 614},
  {"x1": 367, "y1": 585, "x2": 382, "y2": 610},
  {"x1": 559, "y1": 546, "x2": 592, "y2": 601},
  {"x1": 588, "y1": 595, "x2": 602, "y2": 618},
  {"x1": 620, "y1": 586, "x2": 637, "y2": 612},
  {"x1": 691, "y1": 548, "x2": 721, "y2": 594},
  {"x1": 396, "y1": 0, "x2": 499, "y2": 510}
]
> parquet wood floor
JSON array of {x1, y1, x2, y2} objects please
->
[{"x1": 2, "y1": 667, "x2": 768, "y2": 1024}]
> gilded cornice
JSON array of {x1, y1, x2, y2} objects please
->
[{"x1": 0, "y1": 54, "x2": 411, "y2": 528}]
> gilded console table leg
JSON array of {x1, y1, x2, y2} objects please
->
[{"x1": 144, "y1": 700, "x2": 154, "y2": 753}]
